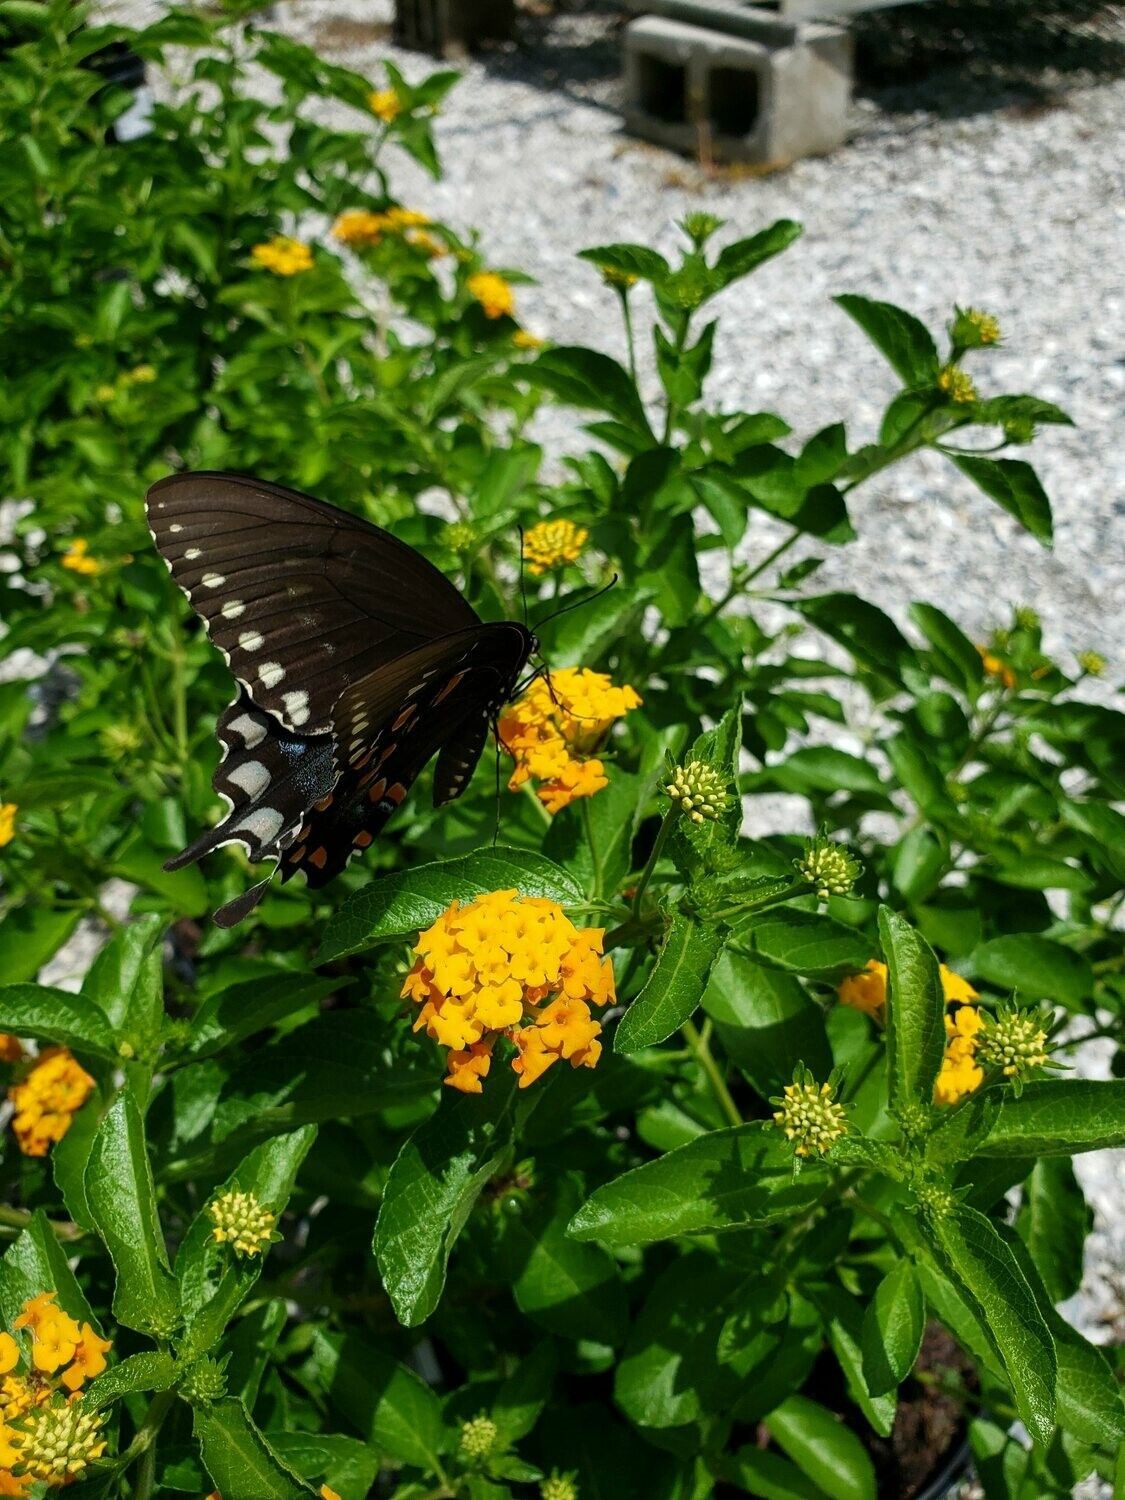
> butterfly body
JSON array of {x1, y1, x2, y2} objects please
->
[{"x1": 146, "y1": 472, "x2": 535, "y2": 924}]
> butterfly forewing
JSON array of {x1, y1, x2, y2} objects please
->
[
  {"x1": 147, "y1": 471, "x2": 536, "y2": 923},
  {"x1": 146, "y1": 472, "x2": 478, "y2": 733}
]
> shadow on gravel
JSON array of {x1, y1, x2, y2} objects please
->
[{"x1": 411, "y1": 0, "x2": 1125, "y2": 122}]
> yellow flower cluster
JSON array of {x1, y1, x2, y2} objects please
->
[
  {"x1": 8, "y1": 1050, "x2": 95, "y2": 1158},
  {"x1": 402, "y1": 891, "x2": 615, "y2": 1093},
  {"x1": 978, "y1": 644, "x2": 1016, "y2": 689},
  {"x1": 837, "y1": 959, "x2": 984, "y2": 1105},
  {"x1": 60, "y1": 539, "x2": 101, "y2": 577},
  {"x1": 207, "y1": 1189, "x2": 277, "y2": 1257},
  {"x1": 250, "y1": 236, "x2": 314, "y2": 277},
  {"x1": 772, "y1": 1077, "x2": 848, "y2": 1157},
  {"x1": 512, "y1": 329, "x2": 545, "y2": 350},
  {"x1": 368, "y1": 87, "x2": 402, "y2": 123},
  {"x1": 332, "y1": 207, "x2": 442, "y2": 257},
  {"x1": 522, "y1": 518, "x2": 588, "y2": 576},
  {"x1": 0, "y1": 806, "x2": 16, "y2": 849},
  {"x1": 498, "y1": 668, "x2": 641, "y2": 815},
  {"x1": 938, "y1": 364, "x2": 976, "y2": 404},
  {"x1": 0, "y1": 1293, "x2": 111, "y2": 1491},
  {"x1": 468, "y1": 271, "x2": 515, "y2": 320}
]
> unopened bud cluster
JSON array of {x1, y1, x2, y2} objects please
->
[
  {"x1": 772, "y1": 1074, "x2": 847, "y2": 1158},
  {"x1": 915, "y1": 1181, "x2": 955, "y2": 1219},
  {"x1": 796, "y1": 836, "x2": 861, "y2": 900},
  {"x1": 459, "y1": 1415, "x2": 498, "y2": 1460},
  {"x1": 10, "y1": 1398, "x2": 107, "y2": 1484},
  {"x1": 665, "y1": 761, "x2": 728, "y2": 824},
  {"x1": 951, "y1": 306, "x2": 1001, "y2": 348},
  {"x1": 1077, "y1": 650, "x2": 1106, "y2": 677},
  {"x1": 541, "y1": 1472, "x2": 579, "y2": 1500},
  {"x1": 180, "y1": 1355, "x2": 227, "y2": 1406},
  {"x1": 597, "y1": 264, "x2": 638, "y2": 290},
  {"x1": 207, "y1": 1188, "x2": 277, "y2": 1257},
  {"x1": 445, "y1": 521, "x2": 478, "y2": 553},
  {"x1": 976, "y1": 1009, "x2": 1051, "y2": 1079},
  {"x1": 938, "y1": 364, "x2": 977, "y2": 404}
]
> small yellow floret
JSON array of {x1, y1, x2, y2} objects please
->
[
  {"x1": 60, "y1": 539, "x2": 101, "y2": 577},
  {"x1": 468, "y1": 271, "x2": 515, "y2": 320},
  {"x1": 250, "y1": 236, "x2": 313, "y2": 277},
  {"x1": 772, "y1": 1078, "x2": 847, "y2": 1157},
  {"x1": 0, "y1": 806, "x2": 16, "y2": 850},
  {"x1": 522, "y1": 518, "x2": 588, "y2": 576},
  {"x1": 938, "y1": 364, "x2": 977, "y2": 404},
  {"x1": 207, "y1": 1189, "x2": 276, "y2": 1257},
  {"x1": 369, "y1": 88, "x2": 402, "y2": 123}
]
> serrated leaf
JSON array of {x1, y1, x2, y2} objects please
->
[
  {"x1": 185, "y1": 974, "x2": 338, "y2": 1059},
  {"x1": 304, "y1": 1329, "x2": 444, "y2": 1470},
  {"x1": 0, "y1": 984, "x2": 118, "y2": 1060},
  {"x1": 973, "y1": 1080, "x2": 1125, "y2": 1157},
  {"x1": 316, "y1": 848, "x2": 583, "y2": 963},
  {"x1": 812, "y1": 1284, "x2": 896, "y2": 1437},
  {"x1": 522, "y1": 346, "x2": 651, "y2": 435},
  {"x1": 1016, "y1": 1157, "x2": 1089, "y2": 1304},
  {"x1": 374, "y1": 1076, "x2": 517, "y2": 1325},
  {"x1": 970, "y1": 934, "x2": 1093, "y2": 1009},
  {"x1": 614, "y1": 915, "x2": 727, "y2": 1053},
  {"x1": 0, "y1": 1210, "x2": 98, "y2": 1331},
  {"x1": 923, "y1": 1202, "x2": 1056, "y2": 1445},
  {"x1": 85, "y1": 1351, "x2": 179, "y2": 1410},
  {"x1": 84, "y1": 1094, "x2": 180, "y2": 1337},
  {"x1": 703, "y1": 950, "x2": 832, "y2": 1098},
  {"x1": 81, "y1": 913, "x2": 164, "y2": 1044},
  {"x1": 568, "y1": 1123, "x2": 824, "y2": 1247},
  {"x1": 194, "y1": 1398, "x2": 313, "y2": 1498},
  {"x1": 712, "y1": 219, "x2": 802, "y2": 290},
  {"x1": 878, "y1": 907, "x2": 945, "y2": 1116}
]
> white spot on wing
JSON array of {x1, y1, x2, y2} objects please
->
[
  {"x1": 227, "y1": 760, "x2": 271, "y2": 798},
  {"x1": 239, "y1": 631, "x2": 264, "y2": 652},
  {"x1": 201, "y1": 572, "x2": 226, "y2": 589},
  {"x1": 222, "y1": 600, "x2": 245, "y2": 620},
  {"x1": 282, "y1": 689, "x2": 310, "y2": 726},
  {"x1": 185, "y1": 547, "x2": 202, "y2": 560},
  {"x1": 170, "y1": 524, "x2": 183, "y2": 534},
  {"x1": 227, "y1": 712, "x2": 266, "y2": 749},
  {"x1": 235, "y1": 806, "x2": 284, "y2": 844},
  {"x1": 258, "y1": 661, "x2": 284, "y2": 689}
]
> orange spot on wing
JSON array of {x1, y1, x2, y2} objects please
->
[
  {"x1": 392, "y1": 704, "x2": 416, "y2": 731},
  {"x1": 351, "y1": 750, "x2": 372, "y2": 769},
  {"x1": 307, "y1": 847, "x2": 328, "y2": 870},
  {"x1": 433, "y1": 671, "x2": 466, "y2": 705},
  {"x1": 314, "y1": 793, "x2": 334, "y2": 812},
  {"x1": 353, "y1": 830, "x2": 373, "y2": 848},
  {"x1": 386, "y1": 782, "x2": 407, "y2": 806},
  {"x1": 368, "y1": 778, "x2": 387, "y2": 803},
  {"x1": 288, "y1": 843, "x2": 307, "y2": 863}
]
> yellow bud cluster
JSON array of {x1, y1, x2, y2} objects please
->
[
  {"x1": 522, "y1": 519, "x2": 588, "y2": 577},
  {"x1": 976, "y1": 1010, "x2": 1051, "y2": 1079},
  {"x1": 772, "y1": 1078, "x2": 847, "y2": 1157},
  {"x1": 938, "y1": 364, "x2": 977, "y2": 404},
  {"x1": 368, "y1": 87, "x2": 402, "y2": 123},
  {"x1": 664, "y1": 761, "x2": 728, "y2": 825},
  {"x1": 795, "y1": 837, "x2": 861, "y2": 899},
  {"x1": 459, "y1": 1415, "x2": 498, "y2": 1459},
  {"x1": 250, "y1": 236, "x2": 313, "y2": 277},
  {"x1": 207, "y1": 1190, "x2": 276, "y2": 1257}
]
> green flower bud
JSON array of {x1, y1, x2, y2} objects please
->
[
  {"x1": 771, "y1": 1068, "x2": 847, "y2": 1158},
  {"x1": 207, "y1": 1188, "x2": 277, "y2": 1257},
  {"x1": 680, "y1": 211, "x2": 724, "y2": 247},
  {"x1": 937, "y1": 364, "x2": 977, "y2": 404},
  {"x1": 976, "y1": 1007, "x2": 1051, "y2": 1080},
  {"x1": 541, "y1": 1472, "x2": 580, "y2": 1500},
  {"x1": 9, "y1": 1397, "x2": 107, "y2": 1483},
  {"x1": 180, "y1": 1356, "x2": 228, "y2": 1407},
  {"x1": 795, "y1": 835, "x2": 861, "y2": 900},
  {"x1": 950, "y1": 305, "x2": 1001, "y2": 349},
  {"x1": 664, "y1": 760, "x2": 729, "y2": 824},
  {"x1": 1077, "y1": 650, "x2": 1106, "y2": 677},
  {"x1": 444, "y1": 521, "x2": 478, "y2": 553},
  {"x1": 1002, "y1": 415, "x2": 1036, "y2": 445},
  {"x1": 914, "y1": 1180, "x2": 955, "y2": 1218},
  {"x1": 1014, "y1": 605, "x2": 1040, "y2": 631},
  {"x1": 459, "y1": 1414, "x2": 498, "y2": 1460}
]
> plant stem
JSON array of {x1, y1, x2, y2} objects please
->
[
  {"x1": 631, "y1": 805, "x2": 678, "y2": 921},
  {"x1": 0, "y1": 1205, "x2": 84, "y2": 1241},
  {"x1": 618, "y1": 287, "x2": 638, "y2": 386},
  {"x1": 118, "y1": 1386, "x2": 177, "y2": 1485},
  {"x1": 682, "y1": 1018, "x2": 742, "y2": 1128}
]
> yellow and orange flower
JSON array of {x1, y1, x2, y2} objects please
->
[
  {"x1": 978, "y1": 645, "x2": 1016, "y2": 690},
  {"x1": 0, "y1": 806, "x2": 15, "y2": 850},
  {"x1": 368, "y1": 87, "x2": 402, "y2": 123},
  {"x1": 498, "y1": 668, "x2": 640, "y2": 814},
  {"x1": 522, "y1": 519, "x2": 588, "y2": 577},
  {"x1": 468, "y1": 270, "x2": 515, "y2": 320},
  {"x1": 60, "y1": 539, "x2": 101, "y2": 577},
  {"x1": 8, "y1": 1049, "x2": 95, "y2": 1157},
  {"x1": 403, "y1": 890, "x2": 615, "y2": 1092},
  {"x1": 250, "y1": 236, "x2": 313, "y2": 277}
]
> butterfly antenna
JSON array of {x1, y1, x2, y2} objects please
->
[
  {"x1": 531, "y1": 574, "x2": 619, "y2": 631},
  {"x1": 517, "y1": 525, "x2": 529, "y2": 629},
  {"x1": 493, "y1": 726, "x2": 503, "y2": 847}
]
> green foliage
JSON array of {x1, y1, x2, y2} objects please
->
[{"x1": 0, "y1": 5, "x2": 1120, "y2": 1497}]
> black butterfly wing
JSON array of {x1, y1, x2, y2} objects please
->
[
  {"x1": 146, "y1": 471, "x2": 479, "y2": 734},
  {"x1": 280, "y1": 624, "x2": 533, "y2": 891}
]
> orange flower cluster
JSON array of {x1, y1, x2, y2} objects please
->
[
  {"x1": 331, "y1": 207, "x2": 443, "y2": 257},
  {"x1": 467, "y1": 271, "x2": 515, "y2": 320},
  {"x1": 0, "y1": 1293, "x2": 111, "y2": 1491},
  {"x1": 8, "y1": 1050, "x2": 95, "y2": 1157},
  {"x1": 498, "y1": 667, "x2": 641, "y2": 814},
  {"x1": 402, "y1": 890, "x2": 615, "y2": 1093}
]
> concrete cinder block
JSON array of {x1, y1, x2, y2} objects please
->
[
  {"x1": 623, "y1": 13, "x2": 852, "y2": 167},
  {"x1": 393, "y1": 0, "x2": 516, "y2": 59}
]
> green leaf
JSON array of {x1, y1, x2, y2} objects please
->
[
  {"x1": 724, "y1": 1448, "x2": 825, "y2": 1500},
  {"x1": 812, "y1": 1284, "x2": 896, "y2": 1437},
  {"x1": 909, "y1": 601, "x2": 985, "y2": 693},
  {"x1": 85, "y1": 1351, "x2": 179, "y2": 1411},
  {"x1": 493, "y1": 1340, "x2": 557, "y2": 1446},
  {"x1": 523, "y1": 346, "x2": 652, "y2": 435},
  {"x1": 973, "y1": 1080, "x2": 1125, "y2": 1157},
  {"x1": 923, "y1": 1202, "x2": 1056, "y2": 1445},
  {"x1": 316, "y1": 847, "x2": 583, "y2": 963},
  {"x1": 614, "y1": 915, "x2": 727, "y2": 1053},
  {"x1": 185, "y1": 974, "x2": 338, "y2": 1059},
  {"x1": 834, "y1": 294, "x2": 939, "y2": 386},
  {"x1": 712, "y1": 220, "x2": 802, "y2": 290},
  {"x1": 374, "y1": 1076, "x2": 517, "y2": 1325},
  {"x1": 568, "y1": 1123, "x2": 825, "y2": 1247},
  {"x1": 0, "y1": 908, "x2": 82, "y2": 984},
  {"x1": 703, "y1": 951, "x2": 832, "y2": 1098},
  {"x1": 0, "y1": 1209, "x2": 98, "y2": 1331},
  {"x1": 1058, "y1": 798, "x2": 1125, "y2": 883},
  {"x1": 0, "y1": 984, "x2": 118, "y2": 1060},
  {"x1": 578, "y1": 242, "x2": 670, "y2": 284},
  {"x1": 743, "y1": 908, "x2": 872, "y2": 981},
  {"x1": 177, "y1": 1127, "x2": 317, "y2": 1357},
  {"x1": 948, "y1": 454, "x2": 1052, "y2": 544},
  {"x1": 304, "y1": 1329, "x2": 444, "y2": 1470},
  {"x1": 111, "y1": 829, "x2": 208, "y2": 916},
  {"x1": 1016, "y1": 1157, "x2": 1089, "y2": 1304},
  {"x1": 81, "y1": 913, "x2": 164, "y2": 1045},
  {"x1": 765, "y1": 1394, "x2": 877, "y2": 1500},
  {"x1": 194, "y1": 1398, "x2": 313, "y2": 1499},
  {"x1": 878, "y1": 907, "x2": 945, "y2": 1117},
  {"x1": 84, "y1": 1094, "x2": 181, "y2": 1337},
  {"x1": 860, "y1": 1259, "x2": 925, "y2": 1397},
  {"x1": 792, "y1": 593, "x2": 922, "y2": 688},
  {"x1": 507, "y1": 1175, "x2": 625, "y2": 1343},
  {"x1": 970, "y1": 934, "x2": 1093, "y2": 1009}
]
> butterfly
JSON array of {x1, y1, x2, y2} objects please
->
[{"x1": 146, "y1": 472, "x2": 537, "y2": 926}]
